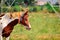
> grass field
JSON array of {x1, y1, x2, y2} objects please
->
[{"x1": 10, "y1": 12, "x2": 60, "y2": 40}]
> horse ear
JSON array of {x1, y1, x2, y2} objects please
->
[
  {"x1": 24, "y1": 11, "x2": 28, "y2": 15},
  {"x1": 21, "y1": 9, "x2": 28, "y2": 17},
  {"x1": 23, "y1": 9, "x2": 28, "y2": 16}
]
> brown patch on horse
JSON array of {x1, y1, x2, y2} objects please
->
[
  {"x1": 20, "y1": 10, "x2": 28, "y2": 26},
  {"x1": 10, "y1": 12, "x2": 21, "y2": 19},
  {"x1": 0, "y1": 13, "x2": 5, "y2": 17},
  {"x1": 0, "y1": 17, "x2": 2, "y2": 20},
  {"x1": 2, "y1": 19, "x2": 18, "y2": 37}
]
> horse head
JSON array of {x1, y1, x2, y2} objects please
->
[{"x1": 19, "y1": 10, "x2": 31, "y2": 30}]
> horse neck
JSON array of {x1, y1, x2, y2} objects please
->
[{"x1": 7, "y1": 19, "x2": 18, "y2": 27}]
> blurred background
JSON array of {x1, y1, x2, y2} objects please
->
[{"x1": 0, "y1": 0, "x2": 60, "y2": 40}]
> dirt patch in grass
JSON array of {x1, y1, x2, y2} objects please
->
[
  {"x1": 36, "y1": 34, "x2": 60, "y2": 40},
  {"x1": 10, "y1": 34, "x2": 29, "y2": 40}
]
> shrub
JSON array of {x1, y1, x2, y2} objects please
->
[
  {"x1": 1, "y1": 5, "x2": 22, "y2": 13},
  {"x1": 35, "y1": 6, "x2": 43, "y2": 11},
  {"x1": 12, "y1": 5, "x2": 21, "y2": 12},
  {"x1": 42, "y1": 6, "x2": 48, "y2": 13},
  {"x1": 45, "y1": 3, "x2": 55, "y2": 13},
  {"x1": 29, "y1": 6, "x2": 36, "y2": 12},
  {"x1": 2, "y1": 7, "x2": 9, "y2": 13},
  {"x1": 54, "y1": 7, "x2": 60, "y2": 13},
  {"x1": 29, "y1": 6, "x2": 42, "y2": 12}
]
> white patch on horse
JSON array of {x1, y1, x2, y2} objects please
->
[
  {"x1": 0, "y1": 13, "x2": 15, "y2": 29},
  {"x1": 0, "y1": 35, "x2": 3, "y2": 40},
  {"x1": 6, "y1": 36, "x2": 10, "y2": 40},
  {"x1": 0, "y1": 21, "x2": 3, "y2": 40}
]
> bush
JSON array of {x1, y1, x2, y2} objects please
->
[
  {"x1": 45, "y1": 3, "x2": 55, "y2": 13},
  {"x1": 35, "y1": 6, "x2": 43, "y2": 11},
  {"x1": 54, "y1": 7, "x2": 60, "y2": 12},
  {"x1": 2, "y1": 7, "x2": 9, "y2": 13},
  {"x1": 29, "y1": 6, "x2": 37, "y2": 12},
  {"x1": 1, "y1": 5, "x2": 22, "y2": 13},
  {"x1": 12, "y1": 5, "x2": 21, "y2": 12},
  {"x1": 29, "y1": 6, "x2": 42, "y2": 12}
]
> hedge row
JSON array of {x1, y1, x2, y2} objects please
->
[
  {"x1": 1, "y1": 5, "x2": 60, "y2": 13},
  {"x1": 1, "y1": 5, "x2": 22, "y2": 13}
]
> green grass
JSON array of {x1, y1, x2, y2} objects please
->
[{"x1": 10, "y1": 12, "x2": 60, "y2": 40}]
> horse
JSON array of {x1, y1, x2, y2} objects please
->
[{"x1": 0, "y1": 10, "x2": 31, "y2": 40}]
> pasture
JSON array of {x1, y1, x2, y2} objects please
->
[{"x1": 10, "y1": 12, "x2": 60, "y2": 40}]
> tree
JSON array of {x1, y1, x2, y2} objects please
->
[
  {"x1": 24, "y1": 0, "x2": 35, "y2": 6},
  {"x1": 5, "y1": 0, "x2": 16, "y2": 6}
]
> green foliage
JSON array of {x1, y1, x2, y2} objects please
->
[
  {"x1": 5, "y1": 0, "x2": 15, "y2": 6},
  {"x1": 2, "y1": 7, "x2": 9, "y2": 12},
  {"x1": 45, "y1": 3, "x2": 55, "y2": 13},
  {"x1": 1, "y1": 5, "x2": 22, "y2": 12},
  {"x1": 35, "y1": 6, "x2": 43, "y2": 11},
  {"x1": 1, "y1": 0, "x2": 60, "y2": 13},
  {"x1": 29, "y1": 6, "x2": 42, "y2": 12},
  {"x1": 29, "y1": 6, "x2": 37, "y2": 12},
  {"x1": 16, "y1": 0, "x2": 24, "y2": 3},
  {"x1": 12, "y1": 5, "x2": 21, "y2": 12},
  {"x1": 4, "y1": 0, "x2": 35, "y2": 6},
  {"x1": 28, "y1": 0, "x2": 35, "y2": 5},
  {"x1": 54, "y1": 7, "x2": 60, "y2": 12},
  {"x1": 45, "y1": 2, "x2": 60, "y2": 13}
]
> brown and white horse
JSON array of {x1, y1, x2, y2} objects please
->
[{"x1": 0, "y1": 10, "x2": 31, "y2": 40}]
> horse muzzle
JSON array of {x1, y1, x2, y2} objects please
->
[
  {"x1": 26, "y1": 24, "x2": 31, "y2": 30},
  {"x1": 26, "y1": 27, "x2": 31, "y2": 30}
]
